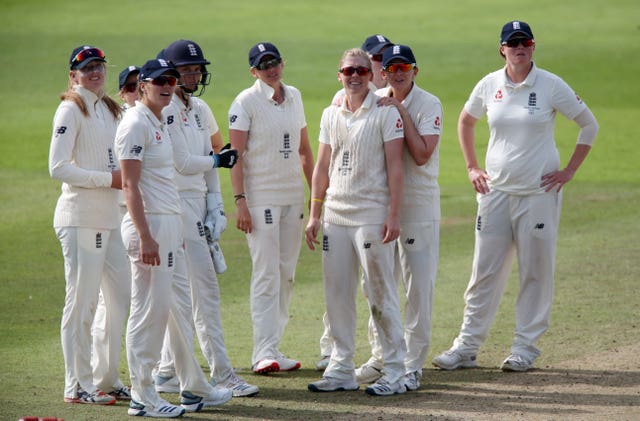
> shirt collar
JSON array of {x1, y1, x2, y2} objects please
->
[
  {"x1": 340, "y1": 89, "x2": 375, "y2": 114},
  {"x1": 502, "y1": 62, "x2": 538, "y2": 88},
  {"x1": 254, "y1": 78, "x2": 289, "y2": 104},
  {"x1": 135, "y1": 100, "x2": 164, "y2": 128},
  {"x1": 74, "y1": 85, "x2": 103, "y2": 103}
]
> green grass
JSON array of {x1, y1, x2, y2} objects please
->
[{"x1": 1, "y1": 0, "x2": 639, "y2": 419}]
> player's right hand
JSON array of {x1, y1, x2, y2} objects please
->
[
  {"x1": 214, "y1": 143, "x2": 238, "y2": 168},
  {"x1": 305, "y1": 218, "x2": 321, "y2": 250}
]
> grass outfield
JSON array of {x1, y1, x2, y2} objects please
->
[{"x1": 0, "y1": 0, "x2": 638, "y2": 419}]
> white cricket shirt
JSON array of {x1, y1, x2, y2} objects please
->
[
  {"x1": 319, "y1": 90, "x2": 404, "y2": 226},
  {"x1": 465, "y1": 63, "x2": 587, "y2": 195},
  {"x1": 115, "y1": 101, "x2": 181, "y2": 215}
]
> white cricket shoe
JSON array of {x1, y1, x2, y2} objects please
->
[
  {"x1": 276, "y1": 354, "x2": 301, "y2": 372},
  {"x1": 432, "y1": 348, "x2": 478, "y2": 370},
  {"x1": 501, "y1": 354, "x2": 534, "y2": 372},
  {"x1": 216, "y1": 372, "x2": 259, "y2": 397},
  {"x1": 308, "y1": 377, "x2": 359, "y2": 392},
  {"x1": 403, "y1": 371, "x2": 421, "y2": 391},
  {"x1": 154, "y1": 374, "x2": 180, "y2": 394},
  {"x1": 180, "y1": 388, "x2": 233, "y2": 412},
  {"x1": 315, "y1": 355, "x2": 330, "y2": 371},
  {"x1": 252, "y1": 358, "x2": 280, "y2": 374},
  {"x1": 128, "y1": 399, "x2": 185, "y2": 418},
  {"x1": 355, "y1": 363, "x2": 383, "y2": 384},
  {"x1": 365, "y1": 376, "x2": 407, "y2": 396}
]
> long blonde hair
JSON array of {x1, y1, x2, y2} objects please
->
[{"x1": 60, "y1": 77, "x2": 122, "y2": 120}]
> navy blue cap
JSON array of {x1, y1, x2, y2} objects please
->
[
  {"x1": 118, "y1": 65, "x2": 140, "y2": 90},
  {"x1": 161, "y1": 39, "x2": 210, "y2": 67},
  {"x1": 139, "y1": 59, "x2": 180, "y2": 81},
  {"x1": 361, "y1": 35, "x2": 393, "y2": 55},
  {"x1": 249, "y1": 42, "x2": 281, "y2": 67},
  {"x1": 500, "y1": 21, "x2": 534, "y2": 44},
  {"x1": 382, "y1": 44, "x2": 417, "y2": 67},
  {"x1": 69, "y1": 45, "x2": 106, "y2": 70}
]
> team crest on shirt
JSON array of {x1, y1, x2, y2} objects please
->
[
  {"x1": 395, "y1": 118, "x2": 403, "y2": 129},
  {"x1": 433, "y1": 116, "x2": 441, "y2": 129},
  {"x1": 494, "y1": 89, "x2": 504, "y2": 101},
  {"x1": 154, "y1": 131, "x2": 163, "y2": 143},
  {"x1": 575, "y1": 93, "x2": 583, "y2": 104},
  {"x1": 525, "y1": 92, "x2": 540, "y2": 115}
]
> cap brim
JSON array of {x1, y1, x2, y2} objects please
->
[
  {"x1": 502, "y1": 31, "x2": 533, "y2": 43},
  {"x1": 382, "y1": 55, "x2": 415, "y2": 67},
  {"x1": 73, "y1": 57, "x2": 106, "y2": 70},
  {"x1": 368, "y1": 42, "x2": 393, "y2": 55},
  {"x1": 251, "y1": 52, "x2": 280, "y2": 67},
  {"x1": 145, "y1": 68, "x2": 181, "y2": 80}
]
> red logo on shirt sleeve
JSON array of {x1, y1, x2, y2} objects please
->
[
  {"x1": 396, "y1": 118, "x2": 403, "y2": 129},
  {"x1": 434, "y1": 116, "x2": 441, "y2": 127}
]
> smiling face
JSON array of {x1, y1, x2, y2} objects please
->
[
  {"x1": 338, "y1": 53, "x2": 372, "y2": 97},
  {"x1": 70, "y1": 61, "x2": 106, "y2": 94},
  {"x1": 382, "y1": 60, "x2": 418, "y2": 93}
]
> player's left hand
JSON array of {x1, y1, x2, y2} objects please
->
[
  {"x1": 381, "y1": 215, "x2": 400, "y2": 243},
  {"x1": 214, "y1": 143, "x2": 238, "y2": 168},
  {"x1": 541, "y1": 168, "x2": 575, "y2": 192}
]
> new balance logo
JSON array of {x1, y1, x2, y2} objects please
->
[
  {"x1": 534, "y1": 223, "x2": 545, "y2": 229},
  {"x1": 130, "y1": 145, "x2": 142, "y2": 155},
  {"x1": 96, "y1": 233, "x2": 102, "y2": 248},
  {"x1": 406, "y1": 238, "x2": 415, "y2": 245},
  {"x1": 363, "y1": 242, "x2": 371, "y2": 249},
  {"x1": 322, "y1": 235, "x2": 329, "y2": 252},
  {"x1": 264, "y1": 209, "x2": 273, "y2": 224}
]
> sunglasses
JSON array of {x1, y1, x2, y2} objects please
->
[
  {"x1": 122, "y1": 82, "x2": 138, "y2": 93},
  {"x1": 71, "y1": 48, "x2": 105, "y2": 68},
  {"x1": 143, "y1": 75, "x2": 178, "y2": 87},
  {"x1": 255, "y1": 58, "x2": 282, "y2": 71},
  {"x1": 339, "y1": 66, "x2": 370, "y2": 76},
  {"x1": 383, "y1": 63, "x2": 415, "y2": 73},
  {"x1": 502, "y1": 38, "x2": 535, "y2": 48}
]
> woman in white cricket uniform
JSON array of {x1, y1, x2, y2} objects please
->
[
  {"x1": 354, "y1": 44, "x2": 443, "y2": 391},
  {"x1": 151, "y1": 39, "x2": 257, "y2": 398},
  {"x1": 229, "y1": 42, "x2": 314, "y2": 375},
  {"x1": 116, "y1": 59, "x2": 232, "y2": 418},
  {"x1": 432, "y1": 20, "x2": 599, "y2": 372},
  {"x1": 49, "y1": 45, "x2": 130, "y2": 405},
  {"x1": 305, "y1": 48, "x2": 407, "y2": 396}
]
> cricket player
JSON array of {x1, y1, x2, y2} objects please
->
[{"x1": 432, "y1": 20, "x2": 599, "y2": 372}]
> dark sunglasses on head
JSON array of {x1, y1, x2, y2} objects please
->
[
  {"x1": 383, "y1": 63, "x2": 415, "y2": 73},
  {"x1": 255, "y1": 57, "x2": 282, "y2": 71},
  {"x1": 122, "y1": 82, "x2": 138, "y2": 93},
  {"x1": 71, "y1": 48, "x2": 105, "y2": 68},
  {"x1": 339, "y1": 66, "x2": 370, "y2": 76},
  {"x1": 143, "y1": 75, "x2": 178, "y2": 87},
  {"x1": 502, "y1": 38, "x2": 535, "y2": 48}
]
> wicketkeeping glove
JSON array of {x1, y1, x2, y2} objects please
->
[
  {"x1": 212, "y1": 143, "x2": 238, "y2": 168},
  {"x1": 208, "y1": 240, "x2": 227, "y2": 274},
  {"x1": 204, "y1": 192, "x2": 226, "y2": 241}
]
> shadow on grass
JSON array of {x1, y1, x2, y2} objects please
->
[{"x1": 197, "y1": 367, "x2": 640, "y2": 420}]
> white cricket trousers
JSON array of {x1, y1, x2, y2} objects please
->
[
  {"x1": 367, "y1": 221, "x2": 439, "y2": 374},
  {"x1": 56, "y1": 226, "x2": 130, "y2": 399},
  {"x1": 156, "y1": 196, "x2": 233, "y2": 382},
  {"x1": 453, "y1": 189, "x2": 562, "y2": 362},
  {"x1": 91, "y1": 206, "x2": 131, "y2": 393},
  {"x1": 246, "y1": 204, "x2": 304, "y2": 365},
  {"x1": 322, "y1": 222, "x2": 406, "y2": 384},
  {"x1": 122, "y1": 213, "x2": 215, "y2": 408}
]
